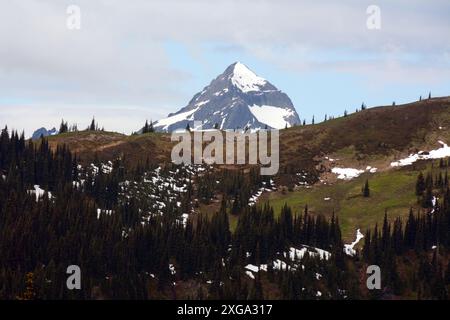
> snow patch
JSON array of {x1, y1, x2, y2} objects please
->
[
  {"x1": 169, "y1": 264, "x2": 176, "y2": 275},
  {"x1": 391, "y1": 141, "x2": 450, "y2": 167},
  {"x1": 344, "y1": 229, "x2": 364, "y2": 256},
  {"x1": 231, "y1": 62, "x2": 267, "y2": 93},
  {"x1": 366, "y1": 166, "x2": 378, "y2": 173},
  {"x1": 245, "y1": 264, "x2": 260, "y2": 273},
  {"x1": 431, "y1": 196, "x2": 438, "y2": 214},
  {"x1": 332, "y1": 168, "x2": 364, "y2": 180},
  {"x1": 195, "y1": 100, "x2": 209, "y2": 107},
  {"x1": 248, "y1": 180, "x2": 276, "y2": 206},
  {"x1": 27, "y1": 185, "x2": 52, "y2": 202},
  {"x1": 97, "y1": 208, "x2": 113, "y2": 219},
  {"x1": 248, "y1": 105, "x2": 295, "y2": 129},
  {"x1": 155, "y1": 107, "x2": 199, "y2": 131},
  {"x1": 286, "y1": 246, "x2": 331, "y2": 262}
]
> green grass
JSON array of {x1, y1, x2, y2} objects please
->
[{"x1": 260, "y1": 168, "x2": 421, "y2": 241}]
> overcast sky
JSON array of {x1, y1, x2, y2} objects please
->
[{"x1": 1, "y1": 0, "x2": 450, "y2": 136}]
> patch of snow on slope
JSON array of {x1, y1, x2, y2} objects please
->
[
  {"x1": 231, "y1": 62, "x2": 267, "y2": 93},
  {"x1": 195, "y1": 100, "x2": 209, "y2": 107},
  {"x1": 245, "y1": 246, "x2": 330, "y2": 274},
  {"x1": 27, "y1": 185, "x2": 52, "y2": 202},
  {"x1": 97, "y1": 209, "x2": 113, "y2": 219},
  {"x1": 286, "y1": 246, "x2": 331, "y2": 261},
  {"x1": 332, "y1": 168, "x2": 364, "y2": 180},
  {"x1": 155, "y1": 107, "x2": 199, "y2": 131},
  {"x1": 366, "y1": 166, "x2": 378, "y2": 173},
  {"x1": 248, "y1": 105, "x2": 295, "y2": 129},
  {"x1": 245, "y1": 270, "x2": 255, "y2": 279},
  {"x1": 248, "y1": 180, "x2": 276, "y2": 206},
  {"x1": 245, "y1": 264, "x2": 260, "y2": 273},
  {"x1": 169, "y1": 264, "x2": 176, "y2": 275},
  {"x1": 344, "y1": 229, "x2": 364, "y2": 256},
  {"x1": 431, "y1": 196, "x2": 438, "y2": 214},
  {"x1": 391, "y1": 141, "x2": 450, "y2": 167},
  {"x1": 272, "y1": 259, "x2": 289, "y2": 271}
]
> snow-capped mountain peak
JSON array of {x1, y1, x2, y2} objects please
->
[
  {"x1": 153, "y1": 62, "x2": 300, "y2": 132},
  {"x1": 31, "y1": 127, "x2": 58, "y2": 140},
  {"x1": 230, "y1": 62, "x2": 267, "y2": 93}
]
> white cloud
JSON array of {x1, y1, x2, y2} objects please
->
[{"x1": 0, "y1": 0, "x2": 449, "y2": 135}]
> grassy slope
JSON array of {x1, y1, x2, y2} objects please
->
[
  {"x1": 260, "y1": 169, "x2": 419, "y2": 240},
  {"x1": 260, "y1": 160, "x2": 450, "y2": 241},
  {"x1": 47, "y1": 130, "x2": 174, "y2": 166}
]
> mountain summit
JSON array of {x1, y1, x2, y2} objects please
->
[{"x1": 154, "y1": 62, "x2": 300, "y2": 131}]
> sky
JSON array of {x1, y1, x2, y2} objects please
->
[{"x1": 1, "y1": 0, "x2": 450, "y2": 137}]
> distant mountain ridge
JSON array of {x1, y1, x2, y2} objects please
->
[
  {"x1": 32, "y1": 127, "x2": 58, "y2": 140},
  {"x1": 154, "y1": 62, "x2": 301, "y2": 132}
]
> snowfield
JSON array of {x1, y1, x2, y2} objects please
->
[
  {"x1": 331, "y1": 166, "x2": 378, "y2": 180},
  {"x1": 431, "y1": 196, "x2": 438, "y2": 214},
  {"x1": 169, "y1": 264, "x2": 176, "y2": 275},
  {"x1": 248, "y1": 105, "x2": 295, "y2": 129},
  {"x1": 27, "y1": 185, "x2": 52, "y2": 202},
  {"x1": 231, "y1": 62, "x2": 267, "y2": 93},
  {"x1": 154, "y1": 107, "x2": 199, "y2": 131},
  {"x1": 344, "y1": 229, "x2": 364, "y2": 256},
  {"x1": 391, "y1": 141, "x2": 450, "y2": 167},
  {"x1": 331, "y1": 168, "x2": 364, "y2": 180},
  {"x1": 245, "y1": 264, "x2": 260, "y2": 273},
  {"x1": 248, "y1": 180, "x2": 276, "y2": 206},
  {"x1": 285, "y1": 246, "x2": 331, "y2": 261},
  {"x1": 244, "y1": 245, "x2": 331, "y2": 274},
  {"x1": 366, "y1": 166, "x2": 378, "y2": 173},
  {"x1": 97, "y1": 209, "x2": 113, "y2": 219}
]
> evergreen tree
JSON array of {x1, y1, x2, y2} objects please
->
[
  {"x1": 149, "y1": 120, "x2": 154, "y2": 133},
  {"x1": 142, "y1": 120, "x2": 149, "y2": 134},
  {"x1": 363, "y1": 179, "x2": 370, "y2": 197},
  {"x1": 416, "y1": 172, "x2": 426, "y2": 196},
  {"x1": 89, "y1": 117, "x2": 96, "y2": 131},
  {"x1": 59, "y1": 119, "x2": 68, "y2": 134}
]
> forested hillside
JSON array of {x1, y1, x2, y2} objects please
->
[{"x1": 0, "y1": 126, "x2": 449, "y2": 299}]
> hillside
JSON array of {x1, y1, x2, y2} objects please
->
[
  {"x1": 47, "y1": 130, "x2": 174, "y2": 166},
  {"x1": 48, "y1": 96, "x2": 450, "y2": 172},
  {"x1": 45, "y1": 96, "x2": 450, "y2": 240},
  {"x1": 3, "y1": 96, "x2": 449, "y2": 300}
]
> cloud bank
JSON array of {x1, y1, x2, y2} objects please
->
[{"x1": 0, "y1": 0, "x2": 449, "y2": 135}]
